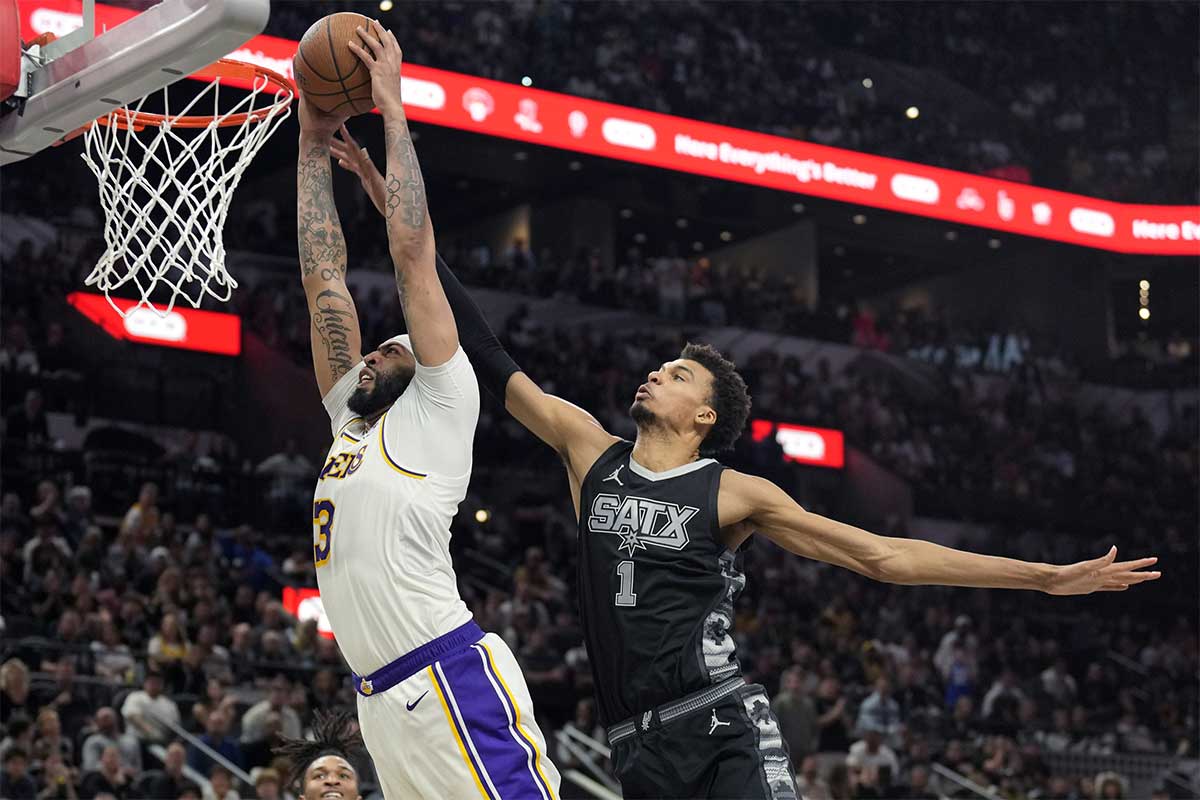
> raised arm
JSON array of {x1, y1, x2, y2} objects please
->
[
  {"x1": 347, "y1": 21, "x2": 457, "y2": 367},
  {"x1": 328, "y1": 130, "x2": 618, "y2": 478},
  {"x1": 295, "y1": 95, "x2": 362, "y2": 398},
  {"x1": 719, "y1": 470, "x2": 1161, "y2": 595}
]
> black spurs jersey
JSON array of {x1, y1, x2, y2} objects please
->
[{"x1": 577, "y1": 440, "x2": 746, "y2": 726}]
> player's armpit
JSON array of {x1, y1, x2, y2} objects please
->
[
  {"x1": 505, "y1": 372, "x2": 619, "y2": 474},
  {"x1": 307, "y1": 284, "x2": 363, "y2": 398}
]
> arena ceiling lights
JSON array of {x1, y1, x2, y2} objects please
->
[{"x1": 23, "y1": 0, "x2": 1200, "y2": 257}]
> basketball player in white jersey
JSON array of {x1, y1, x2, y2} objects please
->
[{"x1": 293, "y1": 21, "x2": 558, "y2": 800}]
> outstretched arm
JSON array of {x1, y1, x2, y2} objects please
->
[
  {"x1": 348, "y1": 21, "x2": 456, "y2": 367},
  {"x1": 329, "y1": 127, "x2": 618, "y2": 469},
  {"x1": 295, "y1": 94, "x2": 361, "y2": 398},
  {"x1": 720, "y1": 471, "x2": 1161, "y2": 595}
]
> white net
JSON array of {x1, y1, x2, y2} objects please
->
[{"x1": 81, "y1": 63, "x2": 293, "y2": 316}]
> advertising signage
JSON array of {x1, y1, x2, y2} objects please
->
[{"x1": 24, "y1": 0, "x2": 1200, "y2": 256}]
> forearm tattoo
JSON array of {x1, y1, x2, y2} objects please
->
[
  {"x1": 297, "y1": 143, "x2": 348, "y2": 279},
  {"x1": 312, "y1": 289, "x2": 356, "y2": 382},
  {"x1": 383, "y1": 121, "x2": 428, "y2": 229}
]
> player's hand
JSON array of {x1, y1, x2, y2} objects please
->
[
  {"x1": 1044, "y1": 546, "x2": 1160, "y2": 595},
  {"x1": 347, "y1": 19, "x2": 404, "y2": 117},
  {"x1": 295, "y1": 91, "x2": 349, "y2": 140},
  {"x1": 331, "y1": 124, "x2": 386, "y2": 216}
]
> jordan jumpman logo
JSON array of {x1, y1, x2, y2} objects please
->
[{"x1": 708, "y1": 709, "x2": 731, "y2": 735}]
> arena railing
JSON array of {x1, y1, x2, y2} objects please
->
[
  {"x1": 144, "y1": 705, "x2": 256, "y2": 794},
  {"x1": 930, "y1": 762, "x2": 1002, "y2": 800},
  {"x1": 554, "y1": 724, "x2": 620, "y2": 800},
  {"x1": 1042, "y1": 751, "x2": 1199, "y2": 798}
]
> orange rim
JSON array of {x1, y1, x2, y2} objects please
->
[{"x1": 91, "y1": 58, "x2": 295, "y2": 131}]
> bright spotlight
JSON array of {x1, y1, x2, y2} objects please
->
[
  {"x1": 474, "y1": 509, "x2": 490, "y2": 523},
  {"x1": 905, "y1": 106, "x2": 920, "y2": 119},
  {"x1": 862, "y1": 78, "x2": 873, "y2": 89},
  {"x1": 1139, "y1": 307, "x2": 1151, "y2": 320},
  {"x1": 379, "y1": 0, "x2": 393, "y2": 10},
  {"x1": 521, "y1": 76, "x2": 533, "y2": 87},
  {"x1": 1139, "y1": 279, "x2": 1150, "y2": 290}
]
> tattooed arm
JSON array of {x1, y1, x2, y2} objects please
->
[
  {"x1": 349, "y1": 21, "x2": 458, "y2": 368},
  {"x1": 295, "y1": 94, "x2": 362, "y2": 397}
]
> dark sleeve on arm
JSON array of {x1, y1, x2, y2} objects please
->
[{"x1": 435, "y1": 254, "x2": 521, "y2": 400}]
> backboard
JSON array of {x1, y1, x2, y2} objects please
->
[{"x1": 0, "y1": 0, "x2": 269, "y2": 164}]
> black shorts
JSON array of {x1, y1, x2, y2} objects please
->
[{"x1": 609, "y1": 683, "x2": 798, "y2": 800}]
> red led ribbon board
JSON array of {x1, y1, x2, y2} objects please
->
[
  {"x1": 282, "y1": 587, "x2": 335, "y2": 639},
  {"x1": 24, "y1": 0, "x2": 1200, "y2": 256},
  {"x1": 67, "y1": 292, "x2": 242, "y2": 356},
  {"x1": 751, "y1": 420, "x2": 845, "y2": 469}
]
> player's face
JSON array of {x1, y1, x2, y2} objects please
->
[
  {"x1": 630, "y1": 359, "x2": 716, "y2": 434},
  {"x1": 301, "y1": 755, "x2": 360, "y2": 800},
  {"x1": 347, "y1": 341, "x2": 416, "y2": 417}
]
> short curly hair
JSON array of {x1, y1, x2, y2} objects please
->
[
  {"x1": 273, "y1": 709, "x2": 364, "y2": 792},
  {"x1": 680, "y1": 342, "x2": 752, "y2": 456}
]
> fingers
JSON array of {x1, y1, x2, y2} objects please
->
[
  {"x1": 354, "y1": 24, "x2": 383, "y2": 58},
  {"x1": 346, "y1": 38, "x2": 374, "y2": 66}
]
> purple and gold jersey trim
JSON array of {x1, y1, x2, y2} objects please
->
[{"x1": 378, "y1": 412, "x2": 428, "y2": 479}]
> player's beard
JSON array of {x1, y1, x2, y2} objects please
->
[
  {"x1": 347, "y1": 368, "x2": 413, "y2": 417},
  {"x1": 629, "y1": 398, "x2": 658, "y2": 429}
]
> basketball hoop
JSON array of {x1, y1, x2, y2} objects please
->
[{"x1": 79, "y1": 59, "x2": 294, "y2": 317}]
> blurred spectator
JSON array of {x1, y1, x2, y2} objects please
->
[
  {"x1": 187, "y1": 707, "x2": 243, "y2": 773},
  {"x1": 5, "y1": 389, "x2": 48, "y2": 447},
  {"x1": 241, "y1": 675, "x2": 301, "y2": 745},
  {"x1": 772, "y1": 666, "x2": 818, "y2": 763},
  {"x1": 203, "y1": 765, "x2": 239, "y2": 800},
  {"x1": 854, "y1": 674, "x2": 902, "y2": 741},
  {"x1": 119, "y1": 483, "x2": 159, "y2": 539},
  {"x1": 120, "y1": 668, "x2": 180, "y2": 746},
  {"x1": 80, "y1": 708, "x2": 142, "y2": 774},
  {"x1": 815, "y1": 677, "x2": 852, "y2": 753},
  {"x1": 1, "y1": 748, "x2": 36, "y2": 800},
  {"x1": 136, "y1": 741, "x2": 197, "y2": 800},
  {"x1": 253, "y1": 767, "x2": 281, "y2": 800},
  {"x1": 795, "y1": 755, "x2": 830, "y2": 800},
  {"x1": 79, "y1": 745, "x2": 132, "y2": 800},
  {"x1": 0, "y1": 659, "x2": 33, "y2": 724},
  {"x1": 846, "y1": 724, "x2": 901, "y2": 774}
]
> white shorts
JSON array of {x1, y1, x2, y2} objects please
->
[{"x1": 356, "y1": 630, "x2": 561, "y2": 800}]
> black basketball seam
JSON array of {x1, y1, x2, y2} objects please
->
[
  {"x1": 325, "y1": 16, "x2": 356, "y2": 113},
  {"x1": 297, "y1": 43, "x2": 338, "y2": 84},
  {"x1": 288, "y1": 78, "x2": 372, "y2": 97}
]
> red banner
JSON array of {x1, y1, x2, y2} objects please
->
[
  {"x1": 282, "y1": 587, "x2": 335, "y2": 639},
  {"x1": 24, "y1": 0, "x2": 1200, "y2": 256},
  {"x1": 751, "y1": 420, "x2": 845, "y2": 469},
  {"x1": 67, "y1": 292, "x2": 242, "y2": 356}
]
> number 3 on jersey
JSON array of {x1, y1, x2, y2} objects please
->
[{"x1": 313, "y1": 499, "x2": 335, "y2": 567}]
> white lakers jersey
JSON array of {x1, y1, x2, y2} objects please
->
[{"x1": 314, "y1": 346, "x2": 479, "y2": 676}]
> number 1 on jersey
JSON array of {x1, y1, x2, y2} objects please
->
[
  {"x1": 314, "y1": 498, "x2": 335, "y2": 567},
  {"x1": 615, "y1": 560, "x2": 637, "y2": 607}
]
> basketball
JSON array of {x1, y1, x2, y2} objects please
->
[{"x1": 293, "y1": 12, "x2": 375, "y2": 115}]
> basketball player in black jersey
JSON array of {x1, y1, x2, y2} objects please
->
[{"x1": 331, "y1": 132, "x2": 1163, "y2": 800}]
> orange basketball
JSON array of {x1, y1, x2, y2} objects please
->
[{"x1": 293, "y1": 12, "x2": 375, "y2": 116}]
